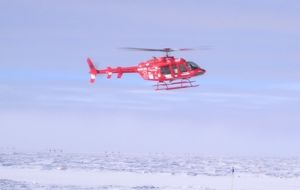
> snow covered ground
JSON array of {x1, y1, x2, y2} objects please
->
[{"x1": 0, "y1": 152, "x2": 300, "y2": 190}]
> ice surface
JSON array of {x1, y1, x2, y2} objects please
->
[{"x1": 0, "y1": 152, "x2": 300, "y2": 189}]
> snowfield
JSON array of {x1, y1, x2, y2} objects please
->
[{"x1": 0, "y1": 152, "x2": 300, "y2": 190}]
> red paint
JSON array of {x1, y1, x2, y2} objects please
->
[{"x1": 86, "y1": 49, "x2": 206, "y2": 90}]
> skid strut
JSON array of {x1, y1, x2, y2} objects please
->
[{"x1": 154, "y1": 79, "x2": 199, "y2": 90}]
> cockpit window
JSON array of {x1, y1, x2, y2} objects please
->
[{"x1": 187, "y1": 61, "x2": 199, "y2": 70}]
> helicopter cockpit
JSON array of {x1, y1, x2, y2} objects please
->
[{"x1": 186, "y1": 61, "x2": 200, "y2": 70}]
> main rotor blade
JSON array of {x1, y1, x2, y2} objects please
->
[
  {"x1": 121, "y1": 47, "x2": 170, "y2": 52},
  {"x1": 121, "y1": 47, "x2": 211, "y2": 53}
]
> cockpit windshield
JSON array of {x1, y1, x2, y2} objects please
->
[{"x1": 186, "y1": 61, "x2": 199, "y2": 70}]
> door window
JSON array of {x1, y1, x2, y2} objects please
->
[
  {"x1": 179, "y1": 63, "x2": 187, "y2": 73},
  {"x1": 161, "y1": 66, "x2": 171, "y2": 75}
]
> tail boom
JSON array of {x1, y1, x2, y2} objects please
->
[{"x1": 86, "y1": 58, "x2": 138, "y2": 83}]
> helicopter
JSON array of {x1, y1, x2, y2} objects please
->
[{"x1": 86, "y1": 47, "x2": 206, "y2": 90}]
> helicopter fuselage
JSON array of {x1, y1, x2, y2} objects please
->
[
  {"x1": 87, "y1": 55, "x2": 206, "y2": 90},
  {"x1": 137, "y1": 56, "x2": 205, "y2": 82}
]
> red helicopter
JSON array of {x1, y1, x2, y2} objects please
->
[{"x1": 86, "y1": 47, "x2": 206, "y2": 90}]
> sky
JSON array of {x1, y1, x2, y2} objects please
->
[{"x1": 0, "y1": 0, "x2": 300, "y2": 156}]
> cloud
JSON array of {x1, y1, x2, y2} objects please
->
[
  {"x1": 268, "y1": 83, "x2": 300, "y2": 92},
  {"x1": 191, "y1": 91, "x2": 300, "y2": 110}
]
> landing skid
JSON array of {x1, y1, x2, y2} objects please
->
[{"x1": 154, "y1": 79, "x2": 199, "y2": 90}]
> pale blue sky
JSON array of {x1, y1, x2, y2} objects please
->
[{"x1": 0, "y1": 0, "x2": 300, "y2": 156}]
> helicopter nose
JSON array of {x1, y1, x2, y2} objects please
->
[{"x1": 199, "y1": 68, "x2": 206, "y2": 75}]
